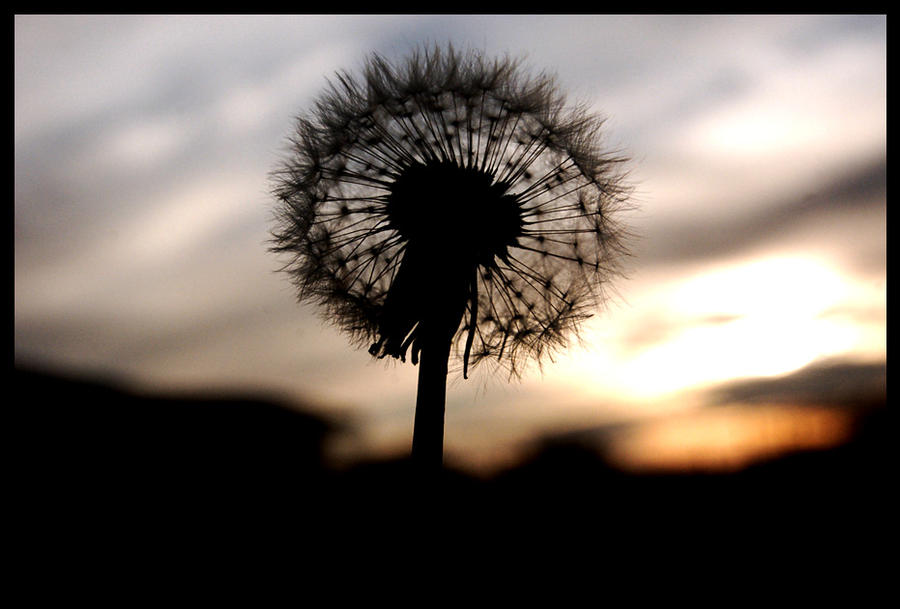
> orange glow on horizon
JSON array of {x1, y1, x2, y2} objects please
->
[{"x1": 605, "y1": 403, "x2": 856, "y2": 474}]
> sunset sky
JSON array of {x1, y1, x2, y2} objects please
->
[{"x1": 15, "y1": 15, "x2": 886, "y2": 474}]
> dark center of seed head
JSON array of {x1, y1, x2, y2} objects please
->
[{"x1": 386, "y1": 160, "x2": 524, "y2": 267}]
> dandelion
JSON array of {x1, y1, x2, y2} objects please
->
[{"x1": 271, "y1": 45, "x2": 630, "y2": 471}]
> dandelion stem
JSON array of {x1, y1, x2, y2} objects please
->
[{"x1": 411, "y1": 321, "x2": 453, "y2": 473}]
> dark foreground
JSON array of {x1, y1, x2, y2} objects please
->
[{"x1": 13, "y1": 366, "x2": 890, "y2": 570}]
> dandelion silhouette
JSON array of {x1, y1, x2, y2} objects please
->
[{"x1": 271, "y1": 45, "x2": 630, "y2": 472}]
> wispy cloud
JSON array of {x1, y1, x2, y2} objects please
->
[
  {"x1": 709, "y1": 357, "x2": 886, "y2": 409},
  {"x1": 635, "y1": 157, "x2": 885, "y2": 271}
]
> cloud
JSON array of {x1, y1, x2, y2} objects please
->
[
  {"x1": 614, "y1": 312, "x2": 743, "y2": 357},
  {"x1": 708, "y1": 357, "x2": 886, "y2": 409},
  {"x1": 633, "y1": 157, "x2": 885, "y2": 272}
]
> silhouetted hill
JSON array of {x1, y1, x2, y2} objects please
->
[
  {"x1": 15, "y1": 366, "x2": 339, "y2": 529},
  {"x1": 496, "y1": 403, "x2": 888, "y2": 510},
  {"x1": 13, "y1": 366, "x2": 889, "y2": 549}
]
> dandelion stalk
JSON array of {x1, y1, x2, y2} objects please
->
[
  {"x1": 270, "y1": 45, "x2": 630, "y2": 474},
  {"x1": 411, "y1": 321, "x2": 452, "y2": 471}
]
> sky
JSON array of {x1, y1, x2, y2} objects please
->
[{"x1": 14, "y1": 14, "x2": 886, "y2": 474}]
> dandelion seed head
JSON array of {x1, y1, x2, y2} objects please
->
[{"x1": 271, "y1": 44, "x2": 631, "y2": 379}]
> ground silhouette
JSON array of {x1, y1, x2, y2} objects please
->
[{"x1": 14, "y1": 365, "x2": 888, "y2": 549}]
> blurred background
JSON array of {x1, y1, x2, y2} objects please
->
[{"x1": 15, "y1": 15, "x2": 885, "y2": 498}]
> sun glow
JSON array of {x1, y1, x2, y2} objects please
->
[
  {"x1": 562, "y1": 256, "x2": 868, "y2": 401},
  {"x1": 605, "y1": 404, "x2": 856, "y2": 473}
]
